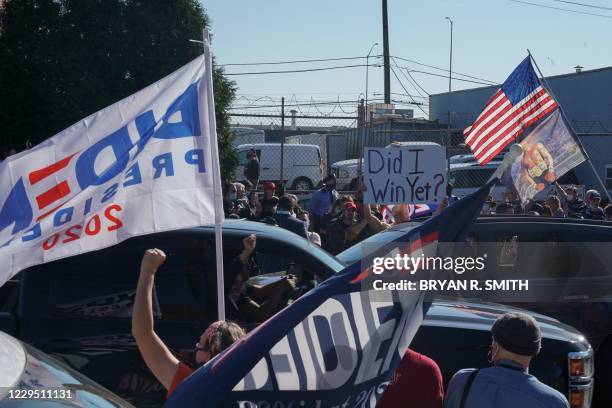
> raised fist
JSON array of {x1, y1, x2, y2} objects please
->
[{"x1": 140, "y1": 248, "x2": 166, "y2": 274}]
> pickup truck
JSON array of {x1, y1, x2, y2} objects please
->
[
  {"x1": 0, "y1": 220, "x2": 595, "y2": 407},
  {"x1": 339, "y1": 216, "x2": 612, "y2": 407}
]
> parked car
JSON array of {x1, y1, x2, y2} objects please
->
[
  {"x1": 0, "y1": 330, "x2": 134, "y2": 407},
  {"x1": 0, "y1": 220, "x2": 594, "y2": 406},
  {"x1": 338, "y1": 216, "x2": 612, "y2": 407},
  {"x1": 235, "y1": 143, "x2": 322, "y2": 190}
]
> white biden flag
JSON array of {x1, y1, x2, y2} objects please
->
[{"x1": 0, "y1": 50, "x2": 222, "y2": 285}]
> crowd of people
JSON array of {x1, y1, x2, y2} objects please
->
[
  {"x1": 132, "y1": 248, "x2": 569, "y2": 407},
  {"x1": 129, "y1": 152, "x2": 581, "y2": 406},
  {"x1": 482, "y1": 182, "x2": 612, "y2": 221}
]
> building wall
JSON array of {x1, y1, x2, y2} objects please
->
[
  {"x1": 430, "y1": 67, "x2": 612, "y2": 133},
  {"x1": 578, "y1": 134, "x2": 612, "y2": 194}
]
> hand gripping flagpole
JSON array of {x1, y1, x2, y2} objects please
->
[
  {"x1": 527, "y1": 49, "x2": 611, "y2": 201},
  {"x1": 203, "y1": 28, "x2": 226, "y2": 320}
]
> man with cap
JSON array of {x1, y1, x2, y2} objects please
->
[
  {"x1": 308, "y1": 174, "x2": 339, "y2": 234},
  {"x1": 260, "y1": 182, "x2": 278, "y2": 218},
  {"x1": 444, "y1": 312, "x2": 569, "y2": 408},
  {"x1": 582, "y1": 189, "x2": 604, "y2": 220}
]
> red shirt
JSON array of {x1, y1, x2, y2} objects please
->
[
  {"x1": 377, "y1": 349, "x2": 444, "y2": 408},
  {"x1": 167, "y1": 362, "x2": 194, "y2": 398}
]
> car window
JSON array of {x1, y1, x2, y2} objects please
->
[
  {"x1": 237, "y1": 150, "x2": 249, "y2": 166},
  {"x1": 450, "y1": 168, "x2": 496, "y2": 189},
  {"x1": 469, "y1": 222, "x2": 612, "y2": 299},
  {"x1": 8, "y1": 343, "x2": 130, "y2": 407}
]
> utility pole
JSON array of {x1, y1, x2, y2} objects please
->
[
  {"x1": 382, "y1": 0, "x2": 391, "y2": 104},
  {"x1": 280, "y1": 96, "x2": 285, "y2": 189},
  {"x1": 445, "y1": 17, "x2": 453, "y2": 168}
]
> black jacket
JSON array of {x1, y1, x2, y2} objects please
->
[{"x1": 274, "y1": 212, "x2": 308, "y2": 239}]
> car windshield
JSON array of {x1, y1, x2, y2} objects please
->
[
  {"x1": 0, "y1": 339, "x2": 132, "y2": 407},
  {"x1": 336, "y1": 222, "x2": 421, "y2": 266}
]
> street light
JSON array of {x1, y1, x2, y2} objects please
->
[
  {"x1": 445, "y1": 17, "x2": 453, "y2": 171},
  {"x1": 365, "y1": 42, "x2": 379, "y2": 116},
  {"x1": 360, "y1": 42, "x2": 378, "y2": 180}
]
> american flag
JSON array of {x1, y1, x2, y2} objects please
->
[{"x1": 464, "y1": 57, "x2": 558, "y2": 164}]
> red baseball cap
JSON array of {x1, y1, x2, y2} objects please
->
[
  {"x1": 263, "y1": 182, "x2": 276, "y2": 190},
  {"x1": 344, "y1": 202, "x2": 357, "y2": 211}
]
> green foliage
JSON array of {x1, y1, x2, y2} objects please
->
[{"x1": 0, "y1": 0, "x2": 238, "y2": 180}]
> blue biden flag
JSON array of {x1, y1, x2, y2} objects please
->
[{"x1": 166, "y1": 180, "x2": 495, "y2": 408}]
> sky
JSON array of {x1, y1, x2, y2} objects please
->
[{"x1": 201, "y1": 0, "x2": 612, "y2": 118}]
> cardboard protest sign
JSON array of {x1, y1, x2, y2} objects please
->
[{"x1": 363, "y1": 143, "x2": 447, "y2": 205}]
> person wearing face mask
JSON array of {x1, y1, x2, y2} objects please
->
[
  {"x1": 555, "y1": 182, "x2": 585, "y2": 218},
  {"x1": 223, "y1": 183, "x2": 238, "y2": 217},
  {"x1": 131, "y1": 249, "x2": 246, "y2": 399},
  {"x1": 308, "y1": 175, "x2": 339, "y2": 234},
  {"x1": 444, "y1": 313, "x2": 569, "y2": 408},
  {"x1": 582, "y1": 189, "x2": 605, "y2": 220}
]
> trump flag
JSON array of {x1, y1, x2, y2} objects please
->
[
  {"x1": 505, "y1": 109, "x2": 586, "y2": 204},
  {"x1": 0, "y1": 44, "x2": 222, "y2": 285},
  {"x1": 166, "y1": 180, "x2": 494, "y2": 408}
]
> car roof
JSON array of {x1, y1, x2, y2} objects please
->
[
  {"x1": 476, "y1": 215, "x2": 612, "y2": 227},
  {"x1": 236, "y1": 143, "x2": 319, "y2": 149},
  {"x1": 0, "y1": 331, "x2": 26, "y2": 395},
  {"x1": 183, "y1": 220, "x2": 346, "y2": 275},
  {"x1": 424, "y1": 298, "x2": 585, "y2": 343}
]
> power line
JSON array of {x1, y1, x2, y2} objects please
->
[
  {"x1": 392, "y1": 57, "x2": 430, "y2": 97},
  {"x1": 224, "y1": 63, "x2": 379, "y2": 76},
  {"x1": 549, "y1": 0, "x2": 612, "y2": 11},
  {"x1": 509, "y1": 0, "x2": 612, "y2": 18},
  {"x1": 391, "y1": 55, "x2": 499, "y2": 85},
  {"x1": 396, "y1": 66, "x2": 497, "y2": 86},
  {"x1": 389, "y1": 65, "x2": 429, "y2": 116},
  {"x1": 220, "y1": 55, "x2": 381, "y2": 66}
]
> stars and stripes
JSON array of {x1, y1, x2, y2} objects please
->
[{"x1": 463, "y1": 57, "x2": 558, "y2": 165}]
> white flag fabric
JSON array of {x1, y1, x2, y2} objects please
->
[{"x1": 0, "y1": 54, "x2": 222, "y2": 285}]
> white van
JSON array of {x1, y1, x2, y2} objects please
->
[{"x1": 235, "y1": 143, "x2": 323, "y2": 190}]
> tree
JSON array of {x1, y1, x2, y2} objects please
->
[{"x1": 0, "y1": 0, "x2": 237, "y2": 180}]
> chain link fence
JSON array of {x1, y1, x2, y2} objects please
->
[{"x1": 228, "y1": 109, "x2": 595, "y2": 207}]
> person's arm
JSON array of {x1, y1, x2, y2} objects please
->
[
  {"x1": 554, "y1": 181, "x2": 568, "y2": 200},
  {"x1": 131, "y1": 249, "x2": 179, "y2": 390},
  {"x1": 363, "y1": 205, "x2": 389, "y2": 233},
  {"x1": 238, "y1": 234, "x2": 256, "y2": 265},
  {"x1": 345, "y1": 218, "x2": 368, "y2": 241}
]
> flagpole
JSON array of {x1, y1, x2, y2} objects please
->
[
  {"x1": 203, "y1": 28, "x2": 226, "y2": 321},
  {"x1": 527, "y1": 49, "x2": 611, "y2": 201}
]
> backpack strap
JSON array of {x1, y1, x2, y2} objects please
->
[{"x1": 459, "y1": 369, "x2": 480, "y2": 408}]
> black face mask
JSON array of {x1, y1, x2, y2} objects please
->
[{"x1": 191, "y1": 347, "x2": 207, "y2": 368}]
